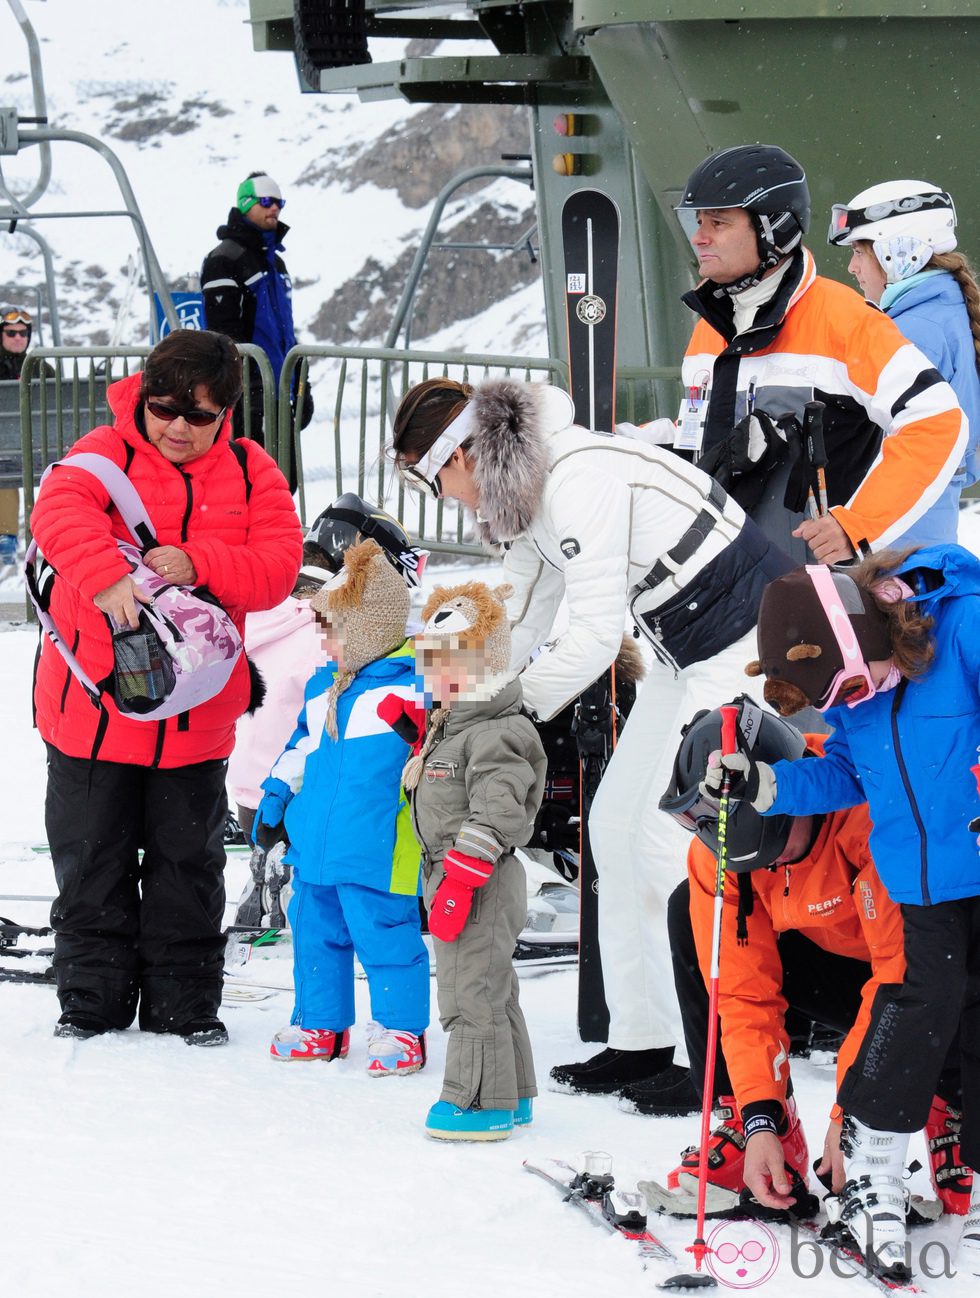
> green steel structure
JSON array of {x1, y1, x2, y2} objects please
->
[{"x1": 246, "y1": 1, "x2": 980, "y2": 399}]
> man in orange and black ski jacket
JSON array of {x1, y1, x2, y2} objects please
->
[{"x1": 672, "y1": 145, "x2": 966, "y2": 566}]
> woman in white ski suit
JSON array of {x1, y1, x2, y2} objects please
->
[{"x1": 391, "y1": 376, "x2": 793, "y2": 1061}]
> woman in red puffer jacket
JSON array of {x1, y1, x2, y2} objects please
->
[{"x1": 30, "y1": 330, "x2": 302, "y2": 1044}]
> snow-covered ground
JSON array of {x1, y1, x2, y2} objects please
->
[
  {"x1": 4, "y1": 4, "x2": 980, "y2": 1293},
  {"x1": 6, "y1": 515, "x2": 980, "y2": 1296}
]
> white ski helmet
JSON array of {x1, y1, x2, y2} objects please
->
[{"x1": 828, "y1": 180, "x2": 957, "y2": 284}]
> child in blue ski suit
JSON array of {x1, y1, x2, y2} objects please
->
[
  {"x1": 708, "y1": 545, "x2": 980, "y2": 1279},
  {"x1": 256, "y1": 536, "x2": 429, "y2": 1075}
]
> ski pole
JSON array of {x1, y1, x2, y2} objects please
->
[
  {"x1": 803, "y1": 400, "x2": 828, "y2": 518},
  {"x1": 688, "y1": 703, "x2": 739, "y2": 1274}
]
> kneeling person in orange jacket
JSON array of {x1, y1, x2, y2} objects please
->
[{"x1": 650, "y1": 696, "x2": 908, "y2": 1214}]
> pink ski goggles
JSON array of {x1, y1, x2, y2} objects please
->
[{"x1": 805, "y1": 565, "x2": 878, "y2": 711}]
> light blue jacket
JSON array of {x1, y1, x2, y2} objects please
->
[
  {"x1": 261, "y1": 645, "x2": 422, "y2": 894},
  {"x1": 884, "y1": 272, "x2": 980, "y2": 546},
  {"x1": 767, "y1": 545, "x2": 980, "y2": 907}
]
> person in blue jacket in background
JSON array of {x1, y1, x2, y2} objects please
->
[
  {"x1": 702, "y1": 546, "x2": 980, "y2": 1281},
  {"x1": 254, "y1": 532, "x2": 429, "y2": 1077},
  {"x1": 829, "y1": 180, "x2": 980, "y2": 547},
  {"x1": 201, "y1": 171, "x2": 312, "y2": 489}
]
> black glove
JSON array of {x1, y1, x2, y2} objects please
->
[
  {"x1": 291, "y1": 384, "x2": 315, "y2": 431},
  {"x1": 697, "y1": 409, "x2": 783, "y2": 511}
]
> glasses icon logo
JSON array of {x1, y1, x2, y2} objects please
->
[{"x1": 705, "y1": 1220, "x2": 780, "y2": 1288}]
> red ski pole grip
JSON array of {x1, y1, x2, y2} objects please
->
[{"x1": 720, "y1": 705, "x2": 738, "y2": 758}]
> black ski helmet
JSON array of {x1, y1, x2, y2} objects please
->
[
  {"x1": 659, "y1": 695, "x2": 807, "y2": 872},
  {"x1": 305, "y1": 493, "x2": 425, "y2": 588},
  {"x1": 676, "y1": 145, "x2": 810, "y2": 290}
]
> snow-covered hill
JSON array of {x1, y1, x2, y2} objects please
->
[{"x1": 0, "y1": 0, "x2": 546, "y2": 356}]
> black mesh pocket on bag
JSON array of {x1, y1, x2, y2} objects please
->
[{"x1": 111, "y1": 614, "x2": 175, "y2": 714}]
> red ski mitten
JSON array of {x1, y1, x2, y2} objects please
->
[
  {"x1": 428, "y1": 849, "x2": 494, "y2": 943},
  {"x1": 377, "y1": 693, "x2": 427, "y2": 755}
]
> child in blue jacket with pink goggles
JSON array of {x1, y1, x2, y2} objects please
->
[{"x1": 703, "y1": 545, "x2": 980, "y2": 1283}]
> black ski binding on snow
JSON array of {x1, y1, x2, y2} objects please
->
[
  {"x1": 0, "y1": 916, "x2": 56, "y2": 982},
  {"x1": 524, "y1": 1155, "x2": 676, "y2": 1265}
]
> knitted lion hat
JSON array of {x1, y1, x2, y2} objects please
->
[
  {"x1": 309, "y1": 537, "x2": 410, "y2": 737},
  {"x1": 402, "y1": 580, "x2": 514, "y2": 789}
]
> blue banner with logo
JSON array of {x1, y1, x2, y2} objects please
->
[{"x1": 154, "y1": 292, "x2": 204, "y2": 336}]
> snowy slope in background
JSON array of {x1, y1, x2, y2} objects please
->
[
  {"x1": 0, "y1": 0, "x2": 546, "y2": 356},
  {"x1": 0, "y1": 0, "x2": 548, "y2": 577}
]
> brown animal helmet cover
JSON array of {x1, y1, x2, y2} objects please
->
[{"x1": 745, "y1": 565, "x2": 892, "y2": 715}]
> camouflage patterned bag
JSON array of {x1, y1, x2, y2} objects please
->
[{"x1": 26, "y1": 452, "x2": 243, "y2": 720}]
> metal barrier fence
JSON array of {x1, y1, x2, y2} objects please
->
[
  {"x1": 278, "y1": 345, "x2": 568, "y2": 554},
  {"x1": 617, "y1": 366, "x2": 684, "y2": 426},
  {"x1": 11, "y1": 345, "x2": 277, "y2": 519},
  {"x1": 11, "y1": 341, "x2": 683, "y2": 561}
]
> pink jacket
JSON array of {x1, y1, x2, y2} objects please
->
[{"x1": 228, "y1": 596, "x2": 326, "y2": 809}]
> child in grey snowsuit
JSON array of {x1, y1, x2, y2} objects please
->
[{"x1": 404, "y1": 580, "x2": 547, "y2": 1141}]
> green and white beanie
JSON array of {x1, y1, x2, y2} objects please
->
[{"x1": 237, "y1": 173, "x2": 282, "y2": 215}]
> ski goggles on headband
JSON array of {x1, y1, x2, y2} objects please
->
[
  {"x1": 2, "y1": 309, "x2": 31, "y2": 325},
  {"x1": 396, "y1": 401, "x2": 477, "y2": 500},
  {"x1": 806, "y1": 565, "x2": 878, "y2": 711},
  {"x1": 828, "y1": 190, "x2": 955, "y2": 245}
]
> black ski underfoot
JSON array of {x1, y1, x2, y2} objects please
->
[{"x1": 803, "y1": 1219, "x2": 925, "y2": 1294}]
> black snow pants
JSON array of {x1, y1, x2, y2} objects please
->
[
  {"x1": 837, "y1": 896, "x2": 980, "y2": 1168},
  {"x1": 45, "y1": 744, "x2": 228, "y2": 1032},
  {"x1": 667, "y1": 879, "x2": 870, "y2": 1103}
]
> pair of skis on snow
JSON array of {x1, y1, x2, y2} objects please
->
[{"x1": 526, "y1": 1154, "x2": 938, "y2": 1293}]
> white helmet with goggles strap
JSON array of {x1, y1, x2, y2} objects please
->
[{"x1": 828, "y1": 180, "x2": 956, "y2": 284}]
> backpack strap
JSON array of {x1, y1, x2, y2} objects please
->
[
  {"x1": 42, "y1": 452, "x2": 158, "y2": 551},
  {"x1": 228, "y1": 437, "x2": 252, "y2": 502},
  {"x1": 24, "y1": 536, "x2": 104, "y2": 709},
  {"x1": 27, "y1": 450, "x2": 155, "y2": 712}
]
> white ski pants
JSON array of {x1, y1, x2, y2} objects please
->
[{"x1": 588, "y1": 627, "x2": 761, "y2": 1054}]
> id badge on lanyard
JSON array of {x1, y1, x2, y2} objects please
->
[{"x1": 675, "y1": 377, "x2": 709, "y2": 454}]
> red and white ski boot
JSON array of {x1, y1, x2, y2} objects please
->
[
  {"x1": 668, "y1": 1095, "x2": 746, "y2": 1194},
  {"x1": 925, "y1": 1095, "x2": 974, "y2": 1215},
  {"x1": 669, "y1": 1094, "x2": 810, "y2": 1197},
  {"x1": 269, "y1": 1026, "x2": 350, "y2": 1061},
  {"x1": 366, "y1": 1024, "x2": 427, "y2": 1077}
]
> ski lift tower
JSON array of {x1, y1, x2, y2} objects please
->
[
  {"x1": 1, "y1": 0, "x2": 177, "y2": 341},
  {"x1": 244, "y1": 0, "x2": 980, "y2": 386}
]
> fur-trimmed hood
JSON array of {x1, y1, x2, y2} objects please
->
[{"x1": 467, "y1": 379, "x2": 572, "y2": 546}]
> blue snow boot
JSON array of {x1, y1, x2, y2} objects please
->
[
  {"x1": 425, "y1": 1101, "x2": 514, "y2": 1142},
  {"x1": 514, "y1": 1097, "x2": 534, "y2": 1127}
]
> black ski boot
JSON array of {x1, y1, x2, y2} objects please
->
[
  {"x1": 550, "y1": 1047, "x2": 674, "y2": 1095},
  {"x1": 54, "y1": 1012, "x2": 111, "y2": 1040},
  {"x1": 234, "y1": 845, "x2": 269, "y2": 929},
  {"x1": 223, "y1": 811, "x2": 248, "y2": 846},
  {"x1": 620, "y1": 1064, "x2": 701, "y2": 1116},
  {"x1": 179, "y1": 1017, "x2": 229, "y2": 1047}
]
